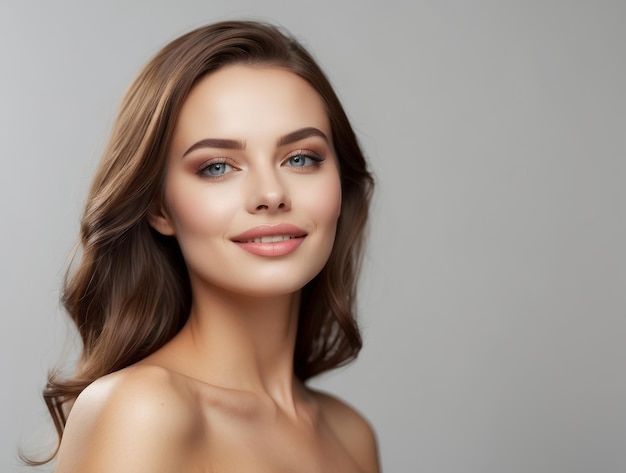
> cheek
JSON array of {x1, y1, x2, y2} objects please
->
[
  {"x1": 328, "y1": 184, "x2": 342, "y2": 225},
  {"x1": 306, "y1": 171, "x2": 342, "y2": 233},
  {"x1": 164, "y1": 184, "x2": 239, "y2": 239},
  {"x1": 323, "y1": 172, "x2": 343, "y2": 222}
]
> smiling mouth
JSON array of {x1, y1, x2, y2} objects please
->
[
  {"x1": 231, "y1": 224, "x2": 307, "y2": 244},
  {"x1": 242, "y1": 235, "x2": 302, "y2": 243},
  {"x1": 232, "y1": 231, "x2": 306, "y2": 257}
]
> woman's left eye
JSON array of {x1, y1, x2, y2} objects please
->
[{"x1": 285, "y1": 153, "x2": 324, "y2": 167}]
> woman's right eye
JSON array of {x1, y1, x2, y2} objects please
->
[{"x1": 197, "y1": 161, "x2": 234, "y2": 177}]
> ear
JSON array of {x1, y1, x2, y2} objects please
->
[{"x1": 147, "y1": 202, "x2": 176, "y2": 236}]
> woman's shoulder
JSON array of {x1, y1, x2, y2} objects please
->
[
  {"x1": 55, "y1": 364, "x2": 201, "y2": 473},
  {"x1": 309, "y1": 388, "x2": 381, "y2": 473},
  {"x1": 67, "y1": 364, "x2": 199, "y2": 429}
]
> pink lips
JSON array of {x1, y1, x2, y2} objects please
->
[{"x1": 231, "y1": 224, "x2": 307, "y2": 257}]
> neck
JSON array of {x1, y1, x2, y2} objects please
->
[{"x1": 164, "y1": 283, "x2": 303, "y2": 408}]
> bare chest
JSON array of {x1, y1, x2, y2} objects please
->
[{"x1": 187, "y1": 401, "x2": 364, "y2": 473}]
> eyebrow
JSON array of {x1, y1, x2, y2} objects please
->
[
  {"x1": 182, "y1": 127, "x2": 328, "y2": 158},
  {"x1": 182, "y1": 138, "x2": 245, "y2": 157},
  {"x1": 277, "y1": 127, "x2": 329, "y2": 146}
]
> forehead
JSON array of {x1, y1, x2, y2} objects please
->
[{"x1": 171, "y1": 65, "x2": 331, "y2": 150}]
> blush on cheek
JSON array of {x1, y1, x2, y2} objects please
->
[
  {"x1": 320, "y1": 185, "x2": 342, "y2": 247},
  {"x1": 166, "y1": 183, "x2": 241, "y2": 233},
  {"x1": 328, "y1": 179, "x2": 342, "y2": 221}
]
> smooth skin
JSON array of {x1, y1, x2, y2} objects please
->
[{"x1": 55, "y1": 66, "x2": 380, "y2": 473}]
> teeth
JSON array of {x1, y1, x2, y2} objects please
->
[{"x1": 251, "y1": 235, "x2": 294, "y2": 243}]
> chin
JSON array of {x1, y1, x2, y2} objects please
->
[
  {"x1": 188, "y1": 266, "x2": 322, "y2": 300},
  {"x1": 223, "y1": 274, "x2": 319, "y2": 299}
]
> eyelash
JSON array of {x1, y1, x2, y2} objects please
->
[
  {"x1": 284, "y1": 151, "x2": 325, "y2": 168},
  {"x1": 196, "y1": 159, "x2": 237, "y2": 179},
  {"x1": 195, "y1": 151, "x2": 325, "y2": 179}
]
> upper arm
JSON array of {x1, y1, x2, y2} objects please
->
[
  {"x1": 55, "y1": 368, "x2": 197, "y2": 473},
  {"x1": 314, "y1": 391, "x2": 381, "y2": 473}
]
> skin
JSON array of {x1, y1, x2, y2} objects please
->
[{"x1": 54, "y1": 66, "x2": 380, "y2": 473}]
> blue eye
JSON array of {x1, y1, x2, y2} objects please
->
[
  {"x1": 285, "y1": 154, "x2": 323, "y2": 167},
  {"x1": 199, "y1": 162, "x2": 234, "y2": 177}
]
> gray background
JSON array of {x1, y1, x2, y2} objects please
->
[{"x1": 2, "y1": 1, "x2": 625, "y2": 472}]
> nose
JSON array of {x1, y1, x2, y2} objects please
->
[{"x1": 246, "y1": 168, "x2": 291, "y2": 213}]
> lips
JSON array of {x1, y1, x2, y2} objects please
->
[
  {"x1": 245, "y1": 234, "x2": 298, "y2": 243},
  {"x1": 231, "y1": 224, "x2": 307, "y2": 243},
  {"x1": 231, "y1": 224, "x2": 307, "y2": 257}
]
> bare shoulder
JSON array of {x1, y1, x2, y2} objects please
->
[
  {"x1": 310, "y1": 389, "x2": 381, "y2": 473},
  {"x1": 55, "y1": 365, "x2": 201, "y2": 473}
]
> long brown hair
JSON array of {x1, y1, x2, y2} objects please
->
[{"x1": 30, "y1": 20, "x2": 373, "y2": 464}]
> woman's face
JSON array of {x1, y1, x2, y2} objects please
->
[{"x1": 150, "y1": 65, "x2": 342, "y2": 298}]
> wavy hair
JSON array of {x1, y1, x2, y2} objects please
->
[{"x1": 28, "y1": 20, "x2": 373, "y2": 465}]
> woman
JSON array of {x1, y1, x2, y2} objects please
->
[{"x1": 31, "y1": 20, "x2": 378, "y2": 472}]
